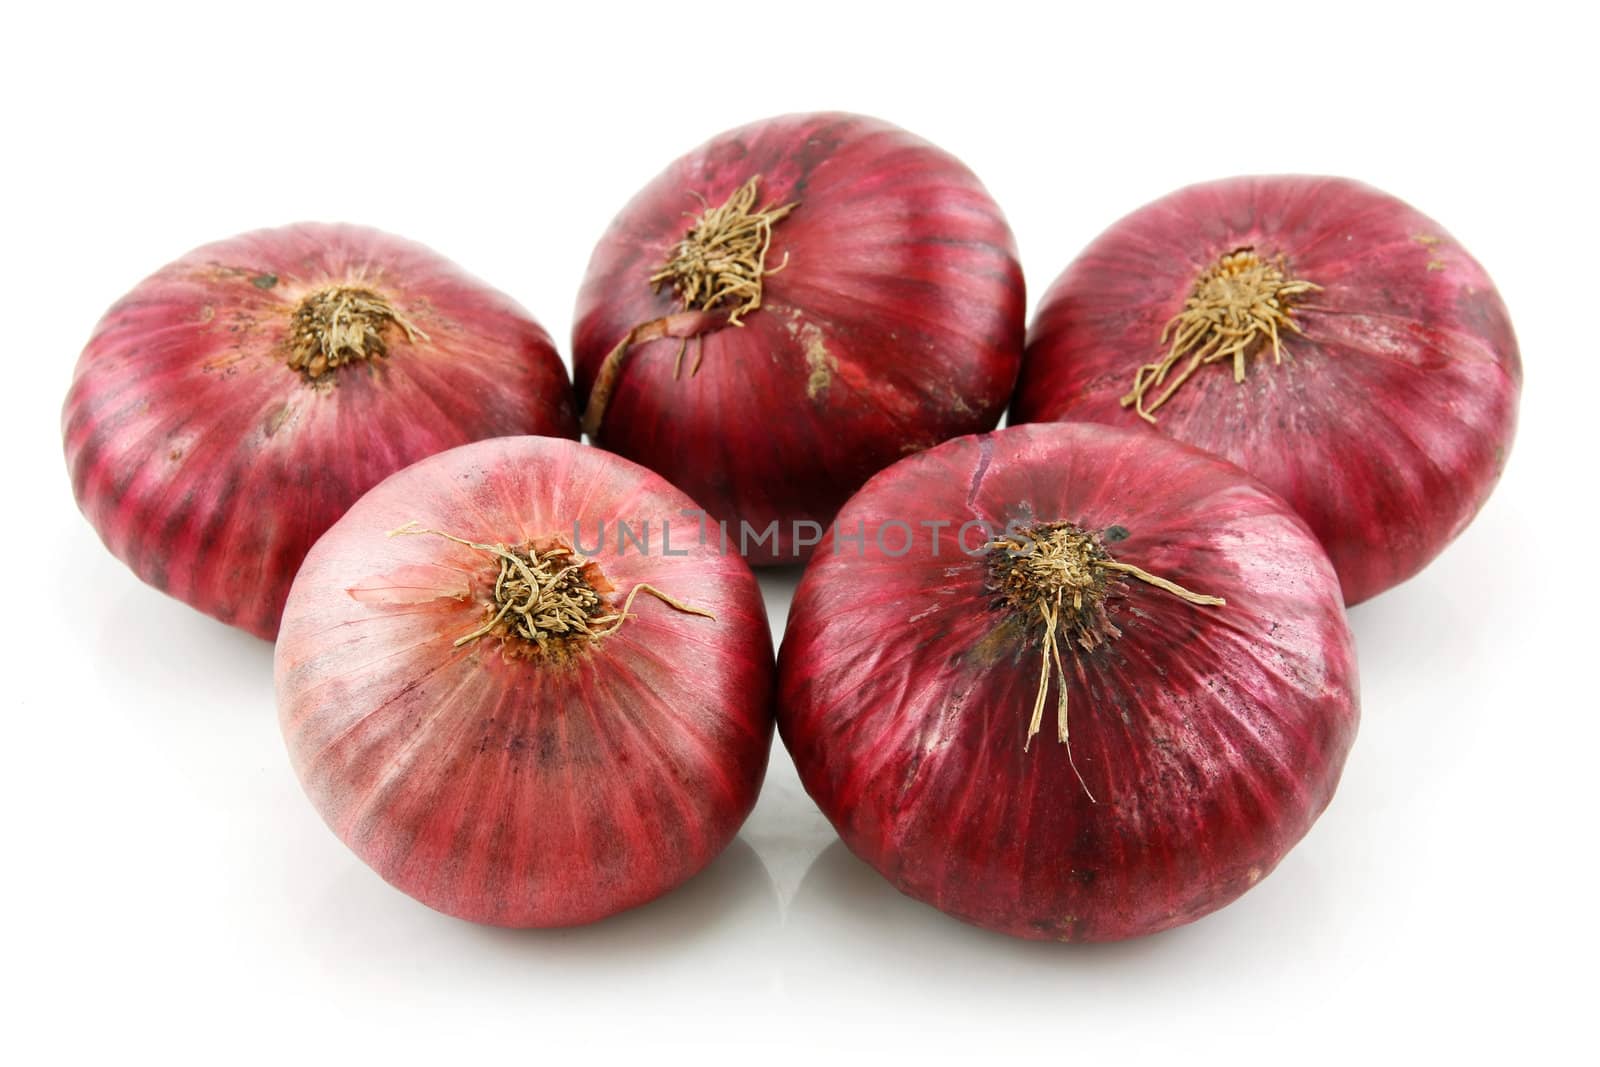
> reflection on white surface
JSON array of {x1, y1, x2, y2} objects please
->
[{"x1": 292, "y1": 839, "x2": 783, "y2": 994}]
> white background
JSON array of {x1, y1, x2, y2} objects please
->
[{"x1": 4, "y1": 2, "x2": 1594, "y2": 1062}]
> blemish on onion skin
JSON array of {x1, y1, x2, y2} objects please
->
[
  {"x1": 966, "y1": 614, "x2": 1023, "y2": 668},
  {"x1": 1247, "y1": 866, "x2": 1262, "y2": 884},
  {"x1": 798, "y1": 321, "x2": 835, "y2": 400},
  {"x1": 263, "y1": 403, "x2": 292, "y2": 437},
  {"x1": 965, "y1": 434, "x2": 994, "y2": 509},
  {"x1": 780, "y1": 310, "x2": 836, "y2": 398},
  {"x1": 1413, "y1": 234, "x2": 1442, "y2": 247},
  {"x1": 1427, "y1": 259, "x2": 1447, "y2": 272},
  {"x1": 251, "y1": 273, "x2": 279, "y2": 289}
]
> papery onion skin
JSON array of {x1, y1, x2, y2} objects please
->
[
  {"x1": 778, "y1": 423, "x2": 1358, "y2": 942},
  {"x1": 277, "y1": 436, "x2": 773, "y2": 928},
  {"x1": 63, "y1": 224, "x2": 578, "y2": 639},
  {"x1": 573, "y1": 112, "x2": 1025, "y2": 565},
  {"x1": 1011, "y1": 176, "x2": 1520, "y2": 605}
]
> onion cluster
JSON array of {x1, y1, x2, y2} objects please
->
[{"x1": 63, "y1": 116, "x2": 1519, "y2": 939}]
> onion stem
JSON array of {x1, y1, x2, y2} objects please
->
[
  {"x1": 389, "y1": 522, "x2": 713, "y2": 653},
  {"x1": 989, "y1": 523, "x2": 1224, "y2": 799},
  {"x1": 1121, "y1": 248, "x2": 1319, "y2": 421},
  {"x1": 581, "y1": 176, "x2": 797, "y2": 437},
  {"x1": 286, "y1": 286, "x2": 427, "y2": 380}
]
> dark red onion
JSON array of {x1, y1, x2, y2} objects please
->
[
  {"x1": 277, "y1": 436, "x2": 773, "y2": 927},
  {"x1": 1012, "y1": 176, "x2": 1520, "y2": 604},
  {"x1": 778, "y1": 423, "x2": 1358, "y2": 941},
  {"x1": 63, "y1": 223, "x2": 577, "y2": 638},
  {"x1": 573, "y1": 112, "x2": 1024, "y2": 565}
]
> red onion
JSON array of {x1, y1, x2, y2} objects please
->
[
  {"x1": 277, "y1": 436, "x2": 773, "y2": 927},
  {"x1": 63, "y1": 223, "x2": 577, "y2": 638},
  {"x1": 573, "y1": 112, "x2": 1024, "y2": 565},
  {"x1": 778, "y1": 423, "x2": 1358, "y2": 941},
  {"x1": 1012, "y1": 176, "x2": 1520, "y2": 604}
]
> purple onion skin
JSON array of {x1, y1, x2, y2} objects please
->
[
  {"x1": 778, "y1": 423, "x2": 1358, "y2": 942},
  {"x1": 574, "y1": 112, "x2": 1025, "y2": 565},
  {"x1": 64, "y1": 223, "x2": 578, "y2": 639},
  {"x1": 1012, "y1": 176, "x2": 1521, "y2": 604},
  {"x1": 278, "y1": 437, "x2": 774, "y2": 928}
]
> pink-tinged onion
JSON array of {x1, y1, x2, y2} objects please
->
[
  {"x1": 778, "y1": 423, "x2": 1358, "y2": 942},
  {"x1": 573, "y1": 112, "x2": 1024, "y2": 565},
  {"x1": 277, "y1": 436, "x2": 773, "y2": 927},
  {"x1": 63, "y1": 223, "x2": 578, "y2": 638},
  {"x1": 1011, "y1": 176, "x2": 1520, "y2": 605}
]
